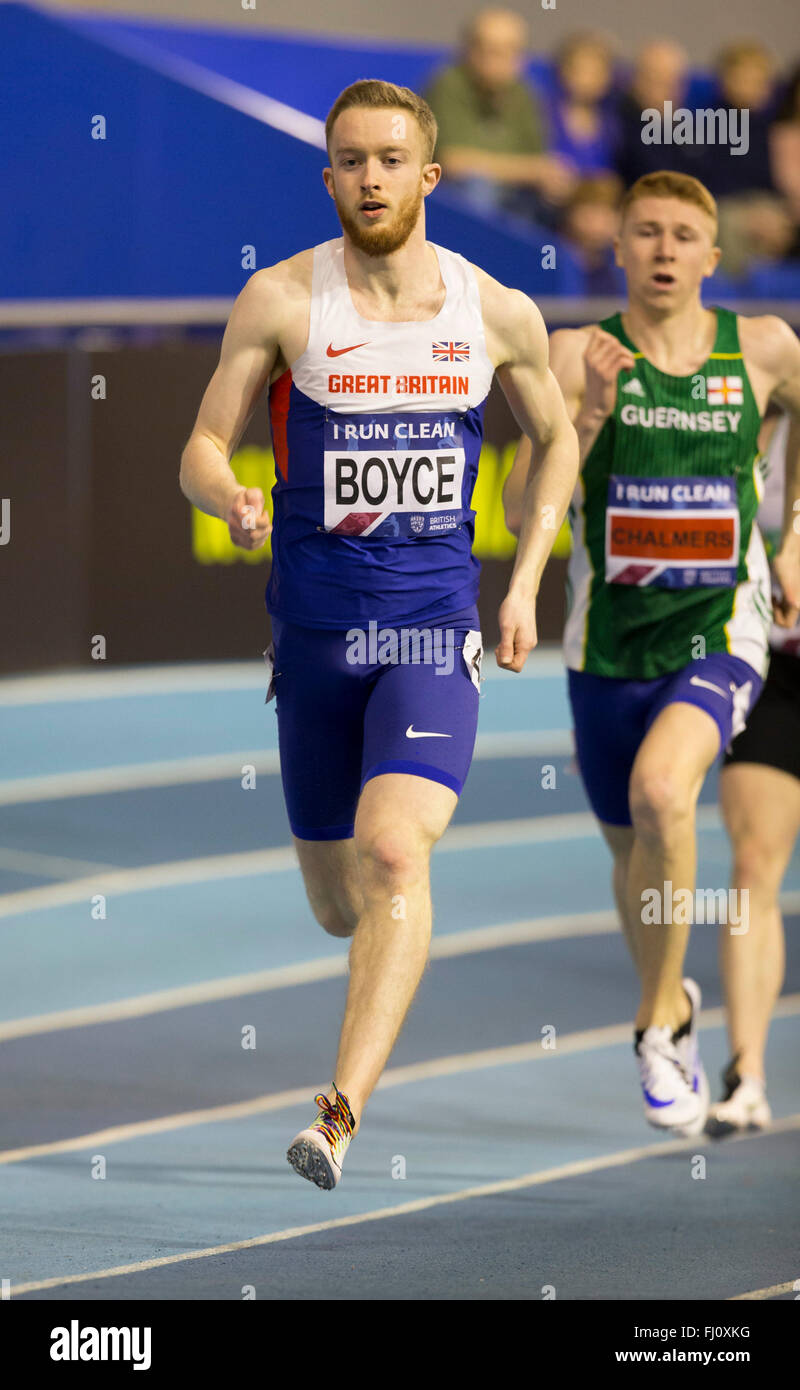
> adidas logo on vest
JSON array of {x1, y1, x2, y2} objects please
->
[{"x1": 621, "y1": 379, "x2": 645, "y2": 396}]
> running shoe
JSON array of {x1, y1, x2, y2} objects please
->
[
  {"x1": 706, "y1": 1056, "x2": 772, "y2": 1137},
  {"x1": 286, "y1": 1083, "x2": 356, "y2": 1189},
  {"x1": 635, "y1": 980, "x2": 708, "y2": 1135},
  {"x1": 670, "y1": 977, "x2": 710, "y2": 1137}
]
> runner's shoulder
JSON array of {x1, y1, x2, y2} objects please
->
[
  {"x1": 738, "y1": 313, "x2": 800, "y2": 376},
  {"x1": 238, "y1": 250, "x2": 315, "y2": 319},
  {"x1": 549, "y1": 324, "x2": 598, "y2": 357},
  {"x1": 548, "y1": 325, "x2": 599, "y2": 389},
  {"x1": 470, "y1": 263, "x2": 543, "y2": 330},
  {"x1": 468, "y1": 264, "x2": 549, "y2": 366}
]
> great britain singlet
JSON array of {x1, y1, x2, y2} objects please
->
[
  {"x1": 265, "y1": 238, "x2": 495, "y2": 628},
  {"x1": 563, "y1": 307, "x2": 772, "y2": 679}
]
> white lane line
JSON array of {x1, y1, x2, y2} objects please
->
[
  {"x1": 442, "y1": 804, "x2": 721, "y2": 851},
  {"x1": 7, "y1": 896, "x2": 800, "y2": 1040},
  {"x1": 0, "y1": 910, "x2": 621, "y2": 1041},
  {"x1": 0, "y1": 806, "x2": 729, "y2": 920},
  {"x1": 9, "y1": 1115, "x2": 799, "y2": 1297},
  {"x1": 0, "y1": 730, "x2": 572, "y2": 807},
  {"x1": 0, "y1": 846, "x2": 299, "y2": 920},
  {"x1": 0, "y1": 847, "x2": 120, "y2": 879},
  {"x1": 0, "y1": 751, "x2": 282, "y2": 805},
  {"x1": 0, "y1": 651, "x2": 565, "y2": 706},
  {"x1": 730, "y1": 1279, "x2": 799, "y2": 1300},
  {"x1": 2, "y1": 998, "x2": 798, "y2": 1166}
]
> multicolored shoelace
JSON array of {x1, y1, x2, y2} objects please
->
[{"x1": 310, "y1": 1083, "x2": 356, "y2": 1158}]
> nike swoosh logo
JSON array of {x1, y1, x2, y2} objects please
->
[
  {"x1": 326, "y1": 341, "x2": 370, "y2": 357},
  {"x1": 642, "y1": 1089, "x2": 675, "y2": 1108},
  {"x1": 405, "y1": 726, "x2": 452, "y2": 739},
  {"x1": 689, "y1": 676, "x2": 728, "y2": 697}
]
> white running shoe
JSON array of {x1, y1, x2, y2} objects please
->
[
  {"x1": 669, "y1": 977, "x2": 710, "y2": 1137},
  {"x1": 286, "y1": 1084, "x2": 356, "y2": 1190},
  {"x1": 706, "y1": 1058, "x2": 772, "y2": 1137},
  {"x1": 636, "y1": 1026, "x2": 705, "y2": 1131},
  {"x1": 636, "y1": 980, "x2": 709, "y2": 1135}
]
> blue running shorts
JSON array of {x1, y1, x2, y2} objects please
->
[
  {"x1": 265, "y1": 608, "x2": 483, "y2": 840},
  {"x1": 567, "y1": 653, "x2": 764, "y2": 826}
]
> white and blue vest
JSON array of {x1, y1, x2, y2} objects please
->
[{"x1": 266, "y1": 237, "x2": 495, "y2": 627}]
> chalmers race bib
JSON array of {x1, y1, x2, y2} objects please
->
[
  {"x1": 605, "y1": 474, "x2": 740, "y2": 588},
  {"x1": 323, "y1": 409, "x2": 466, "y2": 539}
]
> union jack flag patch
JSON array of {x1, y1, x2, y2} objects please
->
[{"x1": 432, "y1": 341, "x2": 470, "y2": 362}]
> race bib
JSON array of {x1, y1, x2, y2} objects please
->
[
  {"x1": 605, "y1": 474, "x2": 740, "y2": 588},
  {"x1": 323, "y1": 409, "x2": 466, "y2": 539}
]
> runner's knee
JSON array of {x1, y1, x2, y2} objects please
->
[
  {"x1": 356, "y1": 828, "x2": 429, "y2": 887},
  {"x1": 629, "y1": 769, "x2": 694, "y2": 842},
  {"x1": 731, "y1": 836, "x2": 788, "y2": 896}
]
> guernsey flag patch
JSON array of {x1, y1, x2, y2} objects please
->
[{"x1": 706, "y1": 376, "x2": 743, "y2": 405}]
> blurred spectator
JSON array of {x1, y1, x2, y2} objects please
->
[
  {"x1": 547, "y1": 33, "x2": 620, "y2": 177},
  {"x1": 704, "y1": 41, "x2": 778, "y2": 198},
  {"x1": 560, "y1": 174, "x2": 624, "y2": 295},
  {"x1": 717, "y1": 193, "x2": 797, "y2": 278},
  {"x1": 770, "y1": 63, "x2": 800, "y2": 228},
  {"x1": 614, "y1": 39, "x2": 706, "y2": 185},
  {"x1": 424, "y1": 7, "x2": 577, "y2": 224}
]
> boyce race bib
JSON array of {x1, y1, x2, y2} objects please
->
[
  {"x1": 323, "y1": 409, "x2": 466, "y2": 539},
  {"x1": 605, "y1": 474, "x2": 740, "y2": 588}
]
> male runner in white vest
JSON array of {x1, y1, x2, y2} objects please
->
[
  {"x1": 180, "y1": 80, "x2": 579, "y2": 1188},
  {"x1": 504, "y1": 171, "x2": 800, "y2": 1137}
]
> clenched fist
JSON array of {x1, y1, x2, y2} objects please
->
[
  {"x1": 583, "y1": 327, "x2": 637, "y2": 419},
  {"x1": 226, "y1": 487, "x2": 271, "y2": 550},
  {"x1": 495, "y1": 590, "x2": 538, "y2": 672}
]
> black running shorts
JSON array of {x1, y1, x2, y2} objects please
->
[{"x1": 723, "y1": 649, "x2": 800, "y2": 781}]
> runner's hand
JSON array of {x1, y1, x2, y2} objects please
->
[
  {"x1": 226, "y1": 487, "x2": 271, "y2": 550},
  {"x1": 495, "y1": 591, "x2": 538, "y2": 672},
  {"x1": 772, "y1": 548, "x2": 800, "y2": 627},
  {"x1": 583, "y1": 328, "x2": 637, "y2": 418}
]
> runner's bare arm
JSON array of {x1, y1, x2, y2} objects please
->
[
  {"x1": 479, "y1": 280, "x2": 580, "y2": 669},
  {"x1": 502, "y1": 325, "x2": 635, "y2": 535},
  {"x1": 179, "y1": 265, "x2": 296, "y2": 549},
  {"x1": 502, "y1": 327, "x2": 588, "y2": 534},
  {"x1": 742, "y1": 316, "x2": 800, "y2": 621}
]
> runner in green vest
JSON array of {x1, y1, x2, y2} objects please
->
[{"x1": 503, "y1": 170, "x2": 800, "y2": 1136}]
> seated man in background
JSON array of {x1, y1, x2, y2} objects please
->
[
  {"x1": 705, "y1": 41, "x2": 778, "y2": 202},
  {"x1": 706, "y1": 43, "x2": 790, "y2": 284},
  {"x1": 425, "y1": 6, "x2": 576, "y2": 225},
  {"x1": 615, "y1": 39, "x2": 705, "y2": 188},
  {"x1": 770, "y1": 63, "x2": 800, "y2": 235}
]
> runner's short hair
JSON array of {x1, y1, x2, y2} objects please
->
[
  {"x1": 325, "y1": 80, "x2": 438, "y2": 164},
  {"x1": 621, "y1": 172, "x2": 718, "y2": 239}
]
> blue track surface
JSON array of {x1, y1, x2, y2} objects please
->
[{"x1": 1, "y1": 654, "x2": 798, "y2": 1300}]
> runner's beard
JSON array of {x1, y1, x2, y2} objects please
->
[{"x1": 335, "y1": 182, "x2": 425, "y2": 256}]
